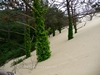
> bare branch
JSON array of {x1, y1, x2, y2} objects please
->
[
  {"x1": 22, "y1": 0, "x2": 34, "y2": 10},
  {"x1": 16, "y1": 11, "x2": 34, "y2": 20},
  {"x1": 0, "y1": 29, "x2": 24, "y2": 35},
  {"x1": 16, "y1": 21, "x2": 36, "y2": 30}
]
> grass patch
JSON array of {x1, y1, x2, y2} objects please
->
[{"x1": 11, "y1": 57, "x2": 26, "y2": 66}]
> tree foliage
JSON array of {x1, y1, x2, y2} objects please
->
[
  {"x1": 44, "y1": 5, "x2": 68, "y2": 36},
  {"x1": 33, "y1": 0, "x2": 51, "y2": 62},
  {"x1": 24, "y1": 21, "x2": 31, "y2": 58}
]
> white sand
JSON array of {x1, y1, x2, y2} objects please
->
[{"x1": 1, "y1": 16, "x2": 100, "y2": 75}]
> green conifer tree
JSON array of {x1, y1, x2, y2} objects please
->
[
  {"x1": 33, "y1": 0, "x2": 51, "y2": 62},
  {"x1": 24, "y1": 21, "x2": 31, "y2": 58}
]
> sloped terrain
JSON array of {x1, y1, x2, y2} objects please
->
[{"x1": 1, "y1": 16, "x2": 100, "y2": 75}]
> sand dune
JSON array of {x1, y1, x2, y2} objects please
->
[{"x1": 1, "y1": 15, "x2": 100, "y2": 75}]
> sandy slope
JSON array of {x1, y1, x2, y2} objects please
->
[{"x1": 1, "y1": 16, "x2": 100, "y2": 75}]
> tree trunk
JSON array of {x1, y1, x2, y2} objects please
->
[
  {"x1": 52, "y1": 24, "x2": 55, "y2": 36},
  {"x1": 66, "y1": 0, "x2": 73, "y2": 40},
  {"x1": 71, "y1": 4, "x2": 77, "y2": 34}
]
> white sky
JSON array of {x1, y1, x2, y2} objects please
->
[{"x1": 48, "y1": 0, "x2": 99, "y2": 14}]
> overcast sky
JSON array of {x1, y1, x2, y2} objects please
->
[{"x1": 48, "y1": 0, "x2": 99, "y2": 14}]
